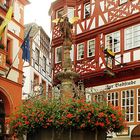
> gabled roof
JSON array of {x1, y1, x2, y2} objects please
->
[
  {"x1": 24, "y1": 22, "x2": 39, "y2": 38},
  {"x1": 24, "y1": 22, "x2": 50, "y2": 41}
]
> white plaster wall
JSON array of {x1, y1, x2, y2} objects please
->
[
  {"x1": 99, "y1": 16, "x2": 104, "y2": 27},
  {"x1": 123, "y1": 52, "x2": 130, "y2": 63},
  {"x1": 134, "y1": 50, "x2": 140, "y2": 61},
  {"x1": 33, "y1": 31, "x2": 40, "y2": 46},
  {"x1": 22, "y1": 67, "x2": 31, "y2": 96},
  {"x1": 8, "y1": 21, "x2": 20, "y2": 36},
  {"x1": 76, "y1": 24, "x2": 82, "y2": 34},
  {"x1": 7, "y1": 69, "x2": 19, "y2": 82},
  {"x1": 115, "y1": 54, "x2": 121, "y2": 65}
]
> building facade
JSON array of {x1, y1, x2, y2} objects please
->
[
  {"x1": 50, "y1": 0, "x2": 140, "y2": 139},
  {"x1": 0, "y1": 0, "x2": 29, "y2": 138},
  {"x1": 22, "y1": 23, "x2": 52, "y2": 100}
]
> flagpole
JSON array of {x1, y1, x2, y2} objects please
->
[
  {"x1": 5, "y1": 47, "x2": 22, "y2": 78},
  {"x1": 6, "y1": 26, "x2": 33, "y2": 78}
]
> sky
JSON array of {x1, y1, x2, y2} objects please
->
[{"x1": 24, "y1": 0, "x2": 55, "y2": 37}]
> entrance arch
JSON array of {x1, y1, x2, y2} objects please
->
[
  {"x1": 0, "y1": 87, "x2": 13, "y2": 116},
  {"x1": 0, "y1": 87, "x2": 13, "y2": 139},
  {"x1": 131, "y1": 124, "x2": 140, "y2": 140}
]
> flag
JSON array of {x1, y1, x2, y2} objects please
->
[
  {"x1": 21, "y1": 27, "x2": 32, "y2": 62},
  {"x1": 0, "y1": 4, "x2": 13, "y2": 37},
  {"x1": 21, "y1": 35, "x2": 30, "y2": 62},
  {"x1": 5, "y1": 26, "x2": 32, "y2": 78}
]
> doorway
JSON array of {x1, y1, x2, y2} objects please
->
[
  {"x1": 131, "y1": 125, "x2": 140, "y2": 140},
  {"x1": 0, "y1": 98, "x2": 5, "y2": 140}
]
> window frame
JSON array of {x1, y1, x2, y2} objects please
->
[
  {"x1": 6, "y1": 37, "x2": 13, "y2": 64},
  {"x1": 42, "y1": 56, "x2": 46, "y2": 72},
  {"x1": 105, "y1": 31, "x2": 120, "y2": 53},
  {"x1": 124, "y1": 24, "x2": 140, "y2": 50},
  {"x1": 107, "y1": 92, "x2": 119, "y2": 106},
  {"x1": 35, "y1": 48, "x2": 39, "y2": 65},
  {"x1": 87, "y1": 39, "x2": 95, "y2": 57},
  {"x1": 84, "y1": 2, "x2": 90, "y2": 19},
  {"x1": 77, "y1": 43, "x2": 84, "y2": 60},
  {"x1": 121, "y1": 89, "x2": 134, "y2": 122}
]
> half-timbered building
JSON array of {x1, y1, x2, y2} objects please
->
[{"x1": 50, "y1": 0, "x2": 140, "y2": 139}]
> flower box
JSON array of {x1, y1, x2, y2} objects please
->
[
  {"x1": 10, "y1": 98, "x2": 126, "y2": 139},
  {"x1": 27, "y1": 128, "x2": 106, "y2": 140}
]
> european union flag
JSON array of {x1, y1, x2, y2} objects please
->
[
  {"x1": 21, "y1": 27, "x2": 32, "y2": 62},
  {"x1": 21, "y1": 35, "x2": 30, "y2": 62}
]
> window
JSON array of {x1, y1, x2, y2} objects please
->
[
  {"x1": 33, "y1": 74, "x2": 39, "y2": 86},
  {"x1": 42, "y1": 80, "x2": 46, "y2": 96},
  {"x1": 137, "y1": 89, "x2": 140, "y2": 121},
  {"x1": 68, "y1": 7, "x2": 74, "y2": 20},
  {"x1": 95, "y1": 95, "x2": 105, "y2": 103},
  {"x1": 120, "y1": 0, "x2": 128, "y2": 4},
  {"x1": 107, "y1": 92, "x2": 119, "y2": 106},
  {"x1": 56, "y1": 46, "x2": 62, "y2": 63},
  {"x1": 42, "y1": 56, "x2": 46, "y2": 71},
  {"x1": 6, "y1": 38, "x2": 12, "y2": 64},
  {"x1": 77, "y1": 43, "x2": 84, "y2": 60},
  {"x1": 35, "y1": 48, "x2": 39, "y2": 64},
  {"x1": 121, "y1": 89, "x2": 134, "y2": 122},
  {"x1": 125, "y1": 24, "x2": 140, "y2": 50},
  {"x1": 56, "y1": 9, "x2": 64, "y2": 18},
  {"x1": 105, "y1": 31, "x2": 120, "y2": 53},
  {"x1": 84, "y1": 2, "x2": 90, "y2": 18},
  {"x1": 88, "y1": 39, "x2": 95, "y2": 57}
]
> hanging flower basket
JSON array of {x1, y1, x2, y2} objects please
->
[{"x1": 9, "y1": 98, "x2": 126, "y2": 139}]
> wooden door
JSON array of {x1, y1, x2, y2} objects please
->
[{"x1": 131, "y1": 125, "x2": 140, "y2": 140}]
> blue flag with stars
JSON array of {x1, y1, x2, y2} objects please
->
[
  {"x1": 21, "y1": 35, "x2": 30, "y2": 62},
  {"x1": 21, "y1": 27, "x2": 32, "y2": 62}
]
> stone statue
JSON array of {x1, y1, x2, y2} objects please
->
[{"x1": 58, "y1": 17, "x2": 73, "y2": 43}]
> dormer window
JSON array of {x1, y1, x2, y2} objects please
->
[{"x1": 84, "y1": 2, "x2": 90, "y2": 18}]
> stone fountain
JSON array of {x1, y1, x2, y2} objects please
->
[{"x1": 55, "y1": 17, "x2": 79, "y2": 100}]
